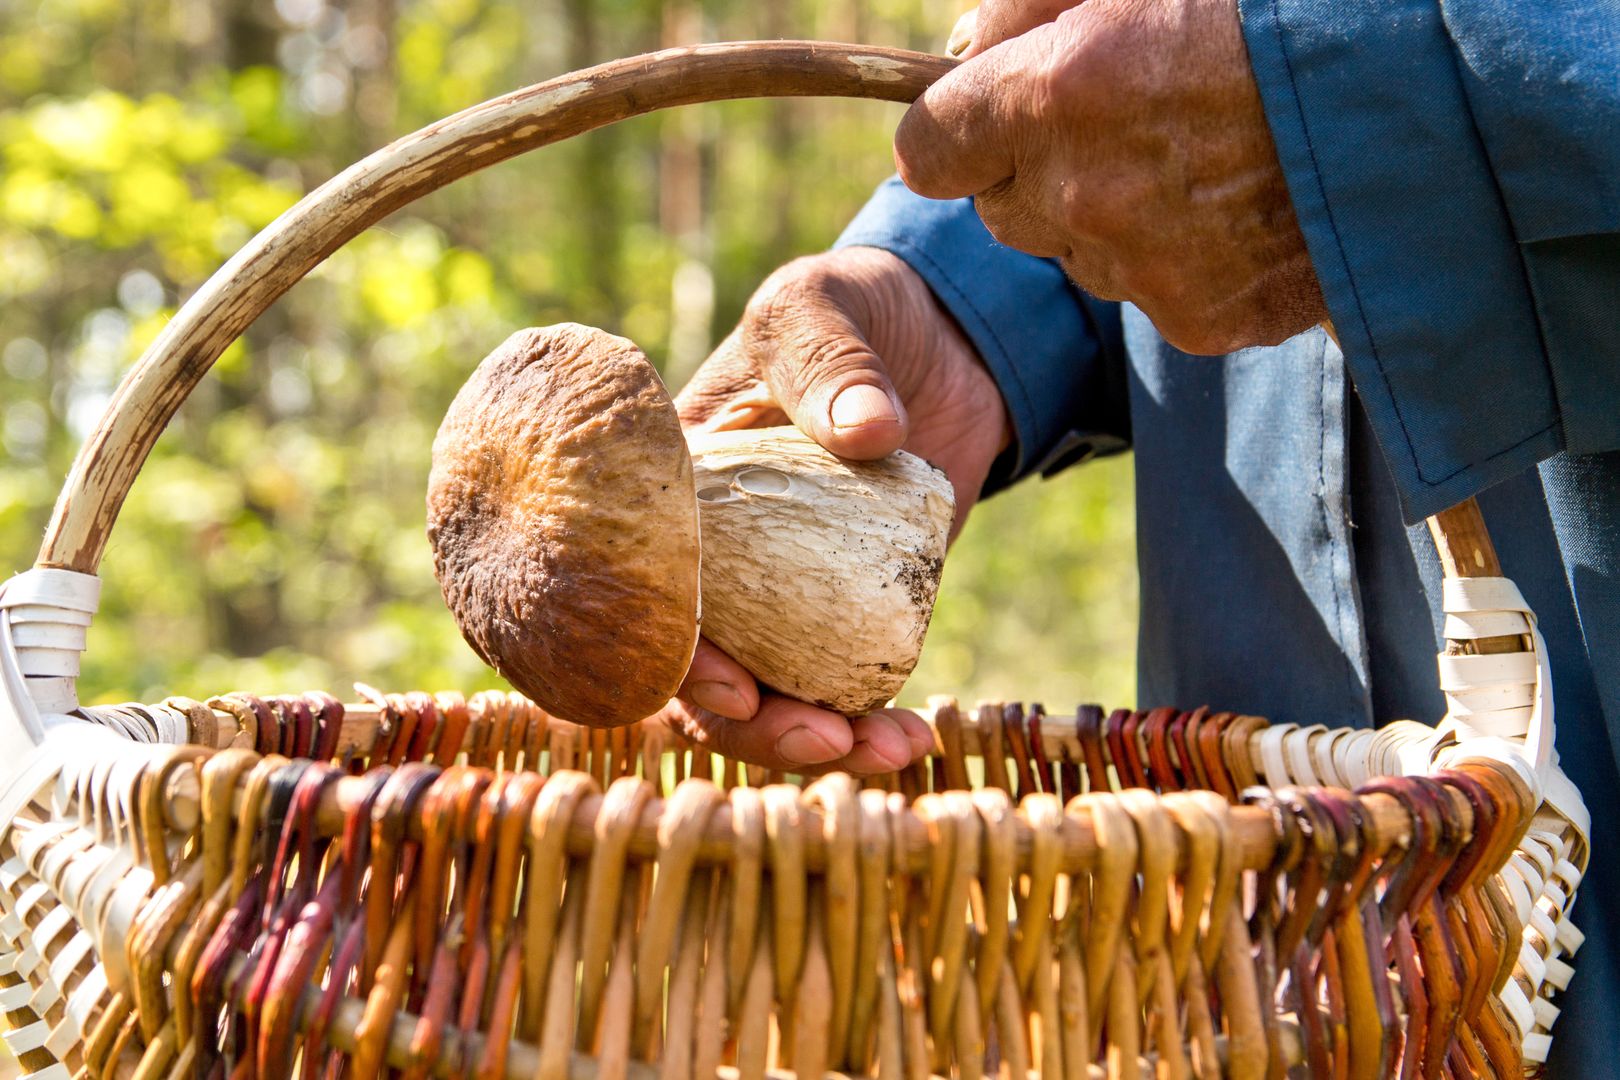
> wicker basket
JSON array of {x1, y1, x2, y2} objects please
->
[{"x1": 0, "y1": 41, "x2": 1590, "y2": 1080}]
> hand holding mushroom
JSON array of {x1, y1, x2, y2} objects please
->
[
  {"x1": 428, "y1": 277, "x2": 996, "y2": 772},
  {"x1": 666, "y1": 247, "x2": 1012, "y2": 772}
]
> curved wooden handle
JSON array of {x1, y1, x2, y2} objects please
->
[{"x1": 35, "y1": 41, "x2": 957, "y2": 574}]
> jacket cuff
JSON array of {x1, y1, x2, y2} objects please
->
[
  {"x1": 1239, "y1": 0, "x2": 1561, "y2": 521},
  {"x1": 835, "y1": 178, "x2": 1127, "y2": 496}
]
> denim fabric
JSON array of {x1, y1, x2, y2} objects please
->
[
  {"x1": 1237, "y1": 0, "x2": 1620, "y2": 520},
  {"x1": 835, "y1": 182, "x2": 1620, "y2": 1075}
]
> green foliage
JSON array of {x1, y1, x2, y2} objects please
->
[{"x1": 0, "y1": 0, "x2": 1139, "y2": 716}]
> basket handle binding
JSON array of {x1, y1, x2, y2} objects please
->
[{"x1": 0, "y1": 42, "x2": 1568, "y2": 815}]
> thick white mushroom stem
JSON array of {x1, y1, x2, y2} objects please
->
[{"x1": 688, "y1": 426, "x2": 955, "y2": 715}]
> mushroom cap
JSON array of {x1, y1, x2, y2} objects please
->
[{"x1": 427, "y1": 324, "x2": 700, "y2": 727}]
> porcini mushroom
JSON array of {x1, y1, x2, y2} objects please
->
[{"x1": 427, "y1": 323, "x2": 954, "y2": 727}]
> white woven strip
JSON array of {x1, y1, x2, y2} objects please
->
[
  {"x1": 1501, "y1": 863, "x2": 1534, "y2": 926},
  {"x1": 46, "y1": 965, "x2": 105, "y2": 1061},
  {"x1": 20, "y1": 1065, "x2": 70, "y2": 1080},
  {"x1": 1499, "y1": 979, "x2": 1535, "y2": 1039},
  {"x1": 1510, "y1": 854, "x2": 1544, "y2": 898},
  {"x1": 1443, "y1": 575, "x2": 1530, "y2": 614},
  {"x1": 1258, "y1": 724, "x2": 1294, "y2": 787},
  {"x1": 1522, "y1": 831, "x2": 1560, "y2": 874},
  {"x1": 1543, "y1": 770, "x2": 1592, "y2": 864},
  {"x1": 7, "y1": 625, "x2": 87, "y2": 653},
  {"x1": 3, "y1": 607, "x2": 91, "y2": 628},
  {"x1": 0, "y1": 574, "x2": 117, "y2": 845},
  {"x1": 43, "y1": 930, "x2": 92, "y2": 1008},
  {"x1": 1518, "y1": 941, "x2": 1547, "y2": 995},
  {"x1": 0, "y1": 569, "x2": 101, "y2": 722},
  {"x1": 1533, "y1": 996, "x2": 1562, "y2": 1030},
  {"x1": 1523, "y1": 1033, "x2": 1553, "y2": 1065},
  {"x1": 1335, "y1": 730, "x2": 1374, "y2": 787},
  {"x1": 1284, "y1": 725, "x2": 1328, "y2": 784},
  {"x1": 1444, "y1": 684, "x2": 1532, "y2": 717},
  {"x1": 96, "y1": 867, "x2": 153, "y2": 993},
  {"x1": 1312, "y1": 728, "x2": 1348, "y2": 786},
  {"x1": 1530, "y1": 908, "x2": 1560, "y2": 956},
  {"x1": 21, "y1": 681, "x2": 76, "y2": 718},
  {"x1": 6, "y1": 882, "x2": 49, "y2": 936},
  {"x1": 1439, "y1": 651, "x2": 1539, "y2": 688},
  {"x1": 3, "y1": 1018, "x2": 50, "y2": 1055},
  {"x1": 1552, "y1": 858, "x2": 1581, "y2": 890},
  {"x1": 1443, "y1": 609, "x2": 1529, "y2": 639},
  {"x1": 1443, "y1": 702, "x2": 1535, "y2": 734},
  {"x1": 1558, "y1": 917, "x2": 1586, "y2": 955}
]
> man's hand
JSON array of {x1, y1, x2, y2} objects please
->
[
  {"x1": 661, "y1": 246, "x2": 1011, "y2": 775},
  {"x1": 898, "y1": 0, "x2": 1327, "y2": 355}
]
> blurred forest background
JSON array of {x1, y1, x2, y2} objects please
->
[{"x1": 0, "y1": 0, "x2": 1138, "y2": 714}]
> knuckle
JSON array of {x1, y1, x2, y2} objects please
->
[
  {"x1": 1138, "y1": 294, "x2": 1234, "y2": 356},
  {"x1": 1058, "y1": 248, "x2": 1123, "y2": 300},
  {"x1": 746, "y1": 256, "x2": 826, "y2": 324},
  {"x1": 782, "y1": 334, "x2": 878, "y2": 398},
  {"x1": 977, "y1": 178, "x2": 1066, "y2": 258},
  {"x1": 679, "y1": 707, "x2": 740, "y2": 759}
]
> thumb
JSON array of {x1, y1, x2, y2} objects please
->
[
  {"x1": 744, "y1": 271, "x2": 909, "y2": 460},
  {"x1": 894, "y1": 34, "x2": 1028, "y2": 200}
]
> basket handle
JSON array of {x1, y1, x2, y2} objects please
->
[{"x1": 32, "y1": 41, "x2": 956, "y2": 575}]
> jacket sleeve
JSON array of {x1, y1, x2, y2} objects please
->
[
  {"x1": 834, "y1": 177, "x2": 1129, "y2": 496},
  {"x1": 1239, "y1": 0, "x2": 1620, "y2": 521}
]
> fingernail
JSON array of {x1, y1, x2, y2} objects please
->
[
  {"x1": 688, "y1": 680, "x2": 748, "y2": 720},
  {"x1": 830, "y1": 384, "x2": 899, "y2": 431},
  {"x1": 776, "y1": 726, "x2": 840, "y2": 766},
  {"x1": 947, "y1": 9, "x2": 977, "y2": 55}
]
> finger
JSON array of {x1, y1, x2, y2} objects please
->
[
  {"x1": 672, "y1": 332, "x2": 788, "y2": 431},
  {"x1": 972, "y1": 172, "x2": 1073, "y2": 258},
  {"x1": 895, "y1": 31, "x2": 1044, "y2": 200},
  {"x1": 840, "y1": 710, "x2": 929, "y2": 775},
  {"x1": 675, "y1": 638, "x2": 760, "y2": 722},
  {"x1": 946, "y1": 7, "x2": 978, "y2": 56},
  {"x1": 744, "y1": 264, "x2": 909, "y2": 460},
  {"x1": 964, "y1": 0, "x2": 1080, "y2": 56},
  {"x1": 663, "y1": 695, "x2": 856, "y2": 772},
  {"x1": 888, "y1": 708, "x2": 939, "y2": 761}
]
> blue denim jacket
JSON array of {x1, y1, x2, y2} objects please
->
[{"x1": 837, "y1": 179, "x2": 1619, "y2": 1078}]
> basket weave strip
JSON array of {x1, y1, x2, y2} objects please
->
[{"x1": 0, "y1": 690, "x2": 1577, "y2": 1079}]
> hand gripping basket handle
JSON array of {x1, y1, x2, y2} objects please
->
[{"x1": 6, "y1": 39, "x2": 1553, "y2": 795}]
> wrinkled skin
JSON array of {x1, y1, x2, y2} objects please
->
[
  {"x1": 898, "y1": 0, "x2": 1327, "y2": 354},
  {"x1": 659, "y1": 246, "x2": 1011, "y2": 774}
]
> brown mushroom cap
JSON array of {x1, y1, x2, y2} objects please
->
[{"x1": 427, "y1": 324, "x2": 700, "y2": 726}]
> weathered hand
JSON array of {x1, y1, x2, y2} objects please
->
[
  {"x1": 899, "y1": 0, "x2": 1327, "y2": 354},
  {"x1": 660, "y1": 245, "x2": 1011, "y2": 775}
]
